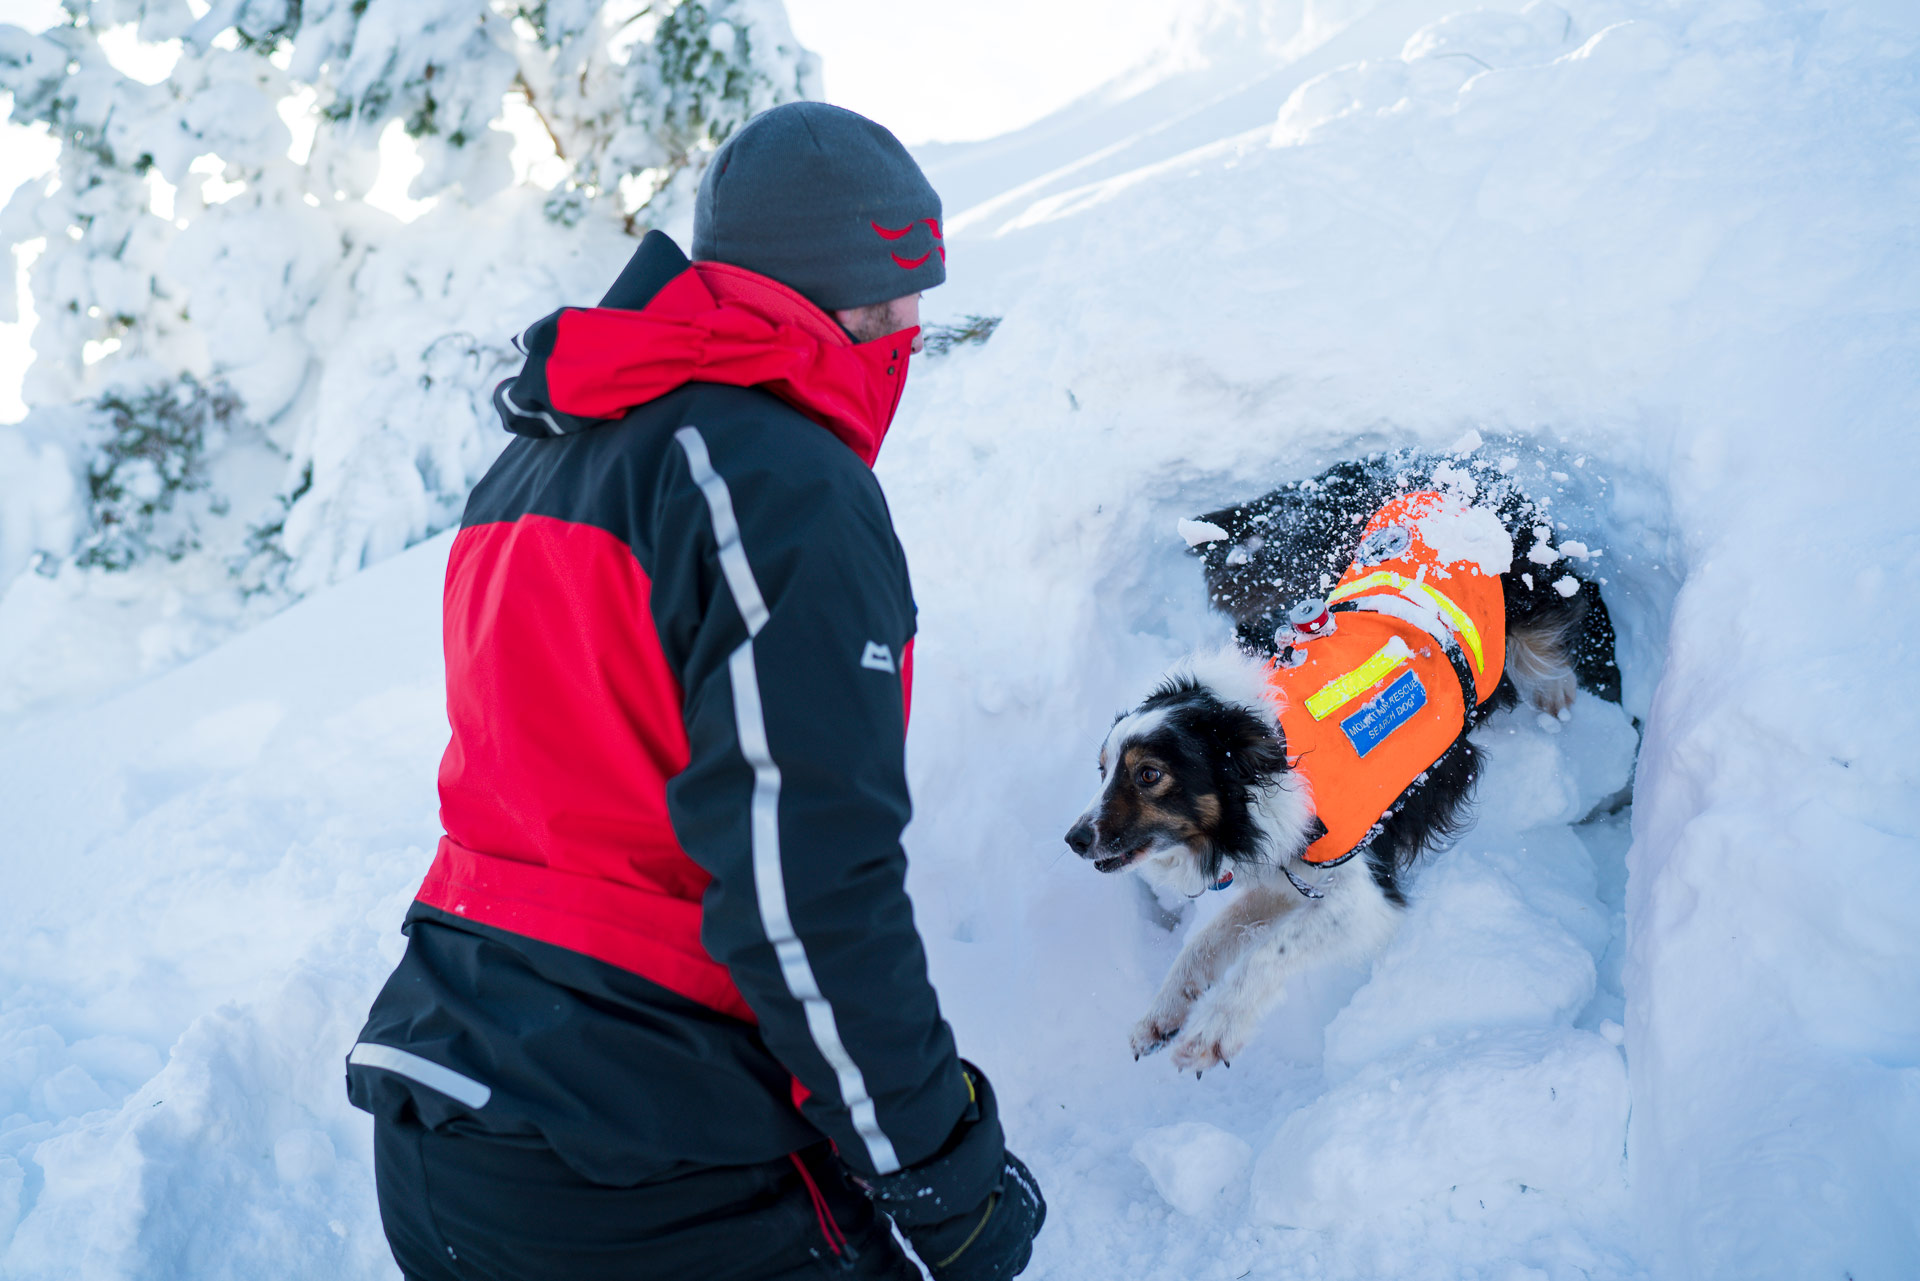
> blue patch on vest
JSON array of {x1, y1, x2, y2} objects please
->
[{"x1": 1340, "y1": 669, "x2": 1427, "y2": 757}]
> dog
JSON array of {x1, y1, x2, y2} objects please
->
[{"x1": 1064, "y1": 452, "x2": 1621, "y2": 1074}]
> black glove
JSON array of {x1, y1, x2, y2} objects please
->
[{"x1": 857, "y1": 1062, "x2": 1046, "y2": 1281}]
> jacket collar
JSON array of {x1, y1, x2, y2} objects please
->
[{"x1": 494, "y1": 232, "x2": 915, "y2": 467}]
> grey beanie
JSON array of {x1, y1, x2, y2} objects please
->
[{"x1": 693, "y1": 102, "x2": 945, "y2": 313}]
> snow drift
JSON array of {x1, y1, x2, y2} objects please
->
[{"x1": 3, "y1": 0, "x2": 1918, "y2": 1277}]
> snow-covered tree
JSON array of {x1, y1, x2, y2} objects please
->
[{"x1": 0, "y1": 0, "x2": 818, "y2": 601}]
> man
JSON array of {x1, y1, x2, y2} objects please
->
[{"x1": 345, "y1": 103, "x2": 1045, "y2": 1281}]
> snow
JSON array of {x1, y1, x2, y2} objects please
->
[
  {"x1": 1253, "y1": 1027, "x2": 1630, "y2": 1231},
  {"x1": 3, "y1": 0, "x2": 1920, "y2": 1278},
  {"x1": 0, "y1": 0, "x2": 819, "y2": 716},
  {"x1": 0, "y1": 532, "x2": 448, "y2": 1278},
  {"x1": 1132, "y1": 1121, "x2": 1253, "y2": 1218},
  {"x1": 1177, "y1": 516, "x2": 1231, "y2": 546},
  {"x1": 1415, "y1": 498, "x2": 1515, "y2": 577}
]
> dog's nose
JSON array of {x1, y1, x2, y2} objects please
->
[{"x1": 1065, "y1": 819, "x2": 1097, "y2": 856}]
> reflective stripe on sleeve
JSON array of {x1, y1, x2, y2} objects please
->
[
  {"x1": 674, "y1": 426, "x2": 903, "y2": 1177},
  {"x1": 348, "y1": 1042, "x2": 492, "y2": 1110}
]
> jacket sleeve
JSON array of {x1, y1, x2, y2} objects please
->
[{"x1": 652, "y1": 420, "x2": 970, "y2": 1179}]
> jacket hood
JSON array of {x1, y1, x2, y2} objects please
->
[{"x1": 493, "y1": 231, "x2": 916, "y2": 467}]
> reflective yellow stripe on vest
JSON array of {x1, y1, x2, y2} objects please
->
[
  {"x1": 1328, "y1": 572, "x2": 1486, "y2": 675},
  {"x1": 1304, "y1": 636, "x2": 1415, "y2": 720}
]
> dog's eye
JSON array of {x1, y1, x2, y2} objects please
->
[{"x1": 1136, "y1": 766, "x2": 1162, "y2": 787}]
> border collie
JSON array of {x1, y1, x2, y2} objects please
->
[{"x1": 1065, "y1": 452, "x2": 1621, "y2": 1073}]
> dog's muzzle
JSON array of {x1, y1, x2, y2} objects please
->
[{"x1": 1065, "y1": 818, "x2": 1143, "y2": 873}]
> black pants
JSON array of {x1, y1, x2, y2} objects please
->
[{"x1": 374, "y1": 1109, "x2": 921, "y2": 1281}]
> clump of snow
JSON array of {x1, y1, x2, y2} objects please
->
[
  {"x1": 1477, "y1": 692, "x2": 1639, "y2": 830},
  {"x1": 1553, "y1": 575, "x2": 1579, "y2": 597},
  {"x1": 1175, "y1": 517, "x2": 1229, "y2": 547},
  {"x1": 1131, "y1": 1121, "x2": 1253, "y2": 1217},
  {"x1": 1426, "y1": 460, "x2": 1480, "y2": 503},
  {"x1": 1416, "y1": 500, "x2": 1514, "y2": 576}
]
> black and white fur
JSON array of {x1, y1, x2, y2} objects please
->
[{"x1": 1064, "y1": 452, "x2": 1622, "y2": 1074}]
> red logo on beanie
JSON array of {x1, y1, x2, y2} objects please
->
[{"x1": 871, "y1": 219, "x2": 944, "y2": 269}]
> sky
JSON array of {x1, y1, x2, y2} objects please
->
[
  {"x1": 0, "y1": 0, "x2": 1177, "y2": 421},
  {"x1": 781, "y1": 0, "x2": 1175, "y2": 144}
]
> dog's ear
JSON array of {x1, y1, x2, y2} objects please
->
[
  {"x1": 1206, "y1": 701, "x2": 1289, "y2": 787},
  {"x1": 1224, "y1": 725, "x2": 1289, "y2": 787}
]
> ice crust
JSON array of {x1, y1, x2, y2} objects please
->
[{"x1": 3, "y1": 0, "x2": 1919, "y2": 1278}]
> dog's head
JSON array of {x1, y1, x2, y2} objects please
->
[{"x1": 1064, "y1": 653, "x2": 1318, "y2": 896}]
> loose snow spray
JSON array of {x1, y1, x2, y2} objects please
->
[{"x1": 1412, "y1": 501, "x2": 1513, "y2": 579}]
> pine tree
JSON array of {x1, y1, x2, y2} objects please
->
[{"x1": 0, "y1": 0, "x2": 818, "y2": 598}]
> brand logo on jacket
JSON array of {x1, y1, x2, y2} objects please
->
[
  {"x1": 860, "y1": 641, "x2": 897, "y2": 673},
  {"x1": 869, "y1": 219, "x2": 944, "y2": 269}
]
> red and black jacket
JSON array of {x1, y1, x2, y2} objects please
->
[{"x1": 346, "y1": 231, "x2": 969, "y2": 1186}]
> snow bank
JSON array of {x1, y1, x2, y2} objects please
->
[
  {"x1": 1253, "y1": 1026, "x2": 1628, "y2": 1230},
  {"x1": 889, "y1": 0, "x2": 1920, "y2": 1273},
  {"x1": 0, "y1": 534, "x2": 449, "y2": 1275},
  {"x1": 2, "y1": 0, "x2": 1916, "y2": 1277},
  {"x1": 1247, "y1": 698, "x2": 1638, "y2": 1232}
]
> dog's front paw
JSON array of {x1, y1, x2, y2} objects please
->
[
  {"x1": 1168, "y1": 1003, "x2": 1254, "y2": 1075},
  {"x1": 1129, "y1": 1012, "x2": 1184, "y2": 1060}
]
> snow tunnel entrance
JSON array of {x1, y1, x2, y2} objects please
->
[{"x1": 1086, "y1": 435, "x2": 1680, "y2": 1237}]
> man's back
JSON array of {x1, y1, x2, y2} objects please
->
[
  {"x1": 434, "y1": 380, "x2": 915, "y2": 1024},
  {"x1": 348, "y1": 104, "x2": 1043, "y2": 1281},
  {"x1": 353, "y1": 244, "x2": 953, "y2": 1184}
]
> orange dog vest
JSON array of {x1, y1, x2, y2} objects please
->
[{"x1": 1268, "y1": 492, "x2": 1508, "y2": 867}]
